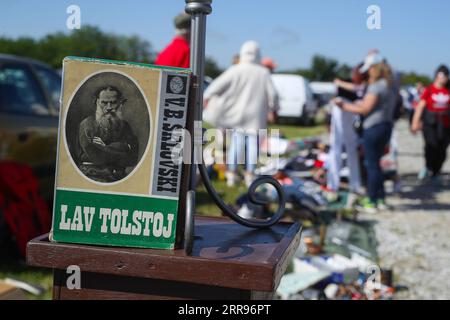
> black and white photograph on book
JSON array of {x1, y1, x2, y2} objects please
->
[{"x1": 0, "y1": 0, "x2": 449, "y2": 312}]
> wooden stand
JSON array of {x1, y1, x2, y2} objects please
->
[{"x1": 27, "y1": 216, "x2": 301, "y2": 300}]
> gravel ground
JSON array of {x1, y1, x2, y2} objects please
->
[{"x1": 359, "y1": 120, "x2": 450, "y2": 300}]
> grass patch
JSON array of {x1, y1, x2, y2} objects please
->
[
  {"x1": 196, "y1": 179, "x2": 246, "y2": 217},
  {"x1": 204, "y1": 121, "x2": 327, "y2": 141},
  {"x1": 270, "y1": 124, "x2": 327, "y2": 140},
  {"x1": 0, "y1": 256, "x2": 52, "y2": 300}
]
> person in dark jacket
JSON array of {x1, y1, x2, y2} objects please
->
[{"x1": 78, "y1": 86, "x2": 138, "y2": 182}]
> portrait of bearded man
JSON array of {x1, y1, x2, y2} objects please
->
[{"x1": 77, "y1": 86, "x2": 139, "y2": 183}]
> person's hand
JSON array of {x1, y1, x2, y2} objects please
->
[
  {"x1": 268, "y1": 111, "x2": 277, "y2": 124},
  {"x1": 332, "y1": 97, "x2": 344, "y2": 108},
  {"x1": 93, "y1": 137, "x2": 106, "y2": 147},
  {"x1": 410, "y1": 121, "x2": 422, "y2": 135},
  {"x1": 334, "y1": 78, "x2": 342, "y2": 87},
  {"x1": 203, "y1": 99, "x2": 209, "y2": 109}
]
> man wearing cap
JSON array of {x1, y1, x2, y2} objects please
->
[{"x1": 155, "y1": 13, "x2": 191, "y2": 68}]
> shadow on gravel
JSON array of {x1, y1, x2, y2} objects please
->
[
  {"x1": 393, "y1": 173, "x2": 450, "y2": 212},
  {"x1": 398, "y1": 151, "x2": 424, "y2": 158}
]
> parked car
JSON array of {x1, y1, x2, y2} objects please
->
[
  {"x1": 0, "y1": 54, "x2": 61, "y2": 205},
  {"x1": 271, "y1": 74, "x2": 318, "y2": 125}
]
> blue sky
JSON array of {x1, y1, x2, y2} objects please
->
[{"x1": 1, "y1": 0, "x2": 449, "y2": 76}]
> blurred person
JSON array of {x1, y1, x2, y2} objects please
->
[
  {"x1": 411, "y1": 65, "x2": 450, "y2": 182},
  {"x1": 154, "y1": 13, "x2": 191, "y2": 68},
  {"x1": 203, "y1": 41, "x2": 279, "y2": 187},
  {"x1": 232, "y1": 54, "x2": 240, "y2": 65},
  {"x1": 412, "y1": 82, "x2": 426, "y2": 106},
  {"x1": 367, "y1": 51, "x2": 404, "y2": 192},
  {"x1": 262, "y1": 57, "x2": 278, "y2": 74},
  {"x1": 326, "y1": 64, "x2": 366, "y2": 202},
  {"x1": 368, "y1": 49, "x2": 403, "y2": 118},
  {"x1": 333, "y1": 63, "x2": 368, "y2": 98},
  {"x1": 334, "y1": 53, "x2": 397, "y2": 213},
  {"x1": 261, "y1": 57, "x2": 280, "y2": 123},
  {"x1": 360, "y1": 51, "x2": 404, "y2": 192},
  {"x1": 404, "y1": 82, "x2": 425, "y2": 126}
]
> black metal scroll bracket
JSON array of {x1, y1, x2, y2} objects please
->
[{"x1": 183, "y1": 0, "x2": 286, "y2": 255}]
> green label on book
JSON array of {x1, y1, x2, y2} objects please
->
[{"x1": 53, "y1": 189, "x2": 178, "y2": 249}]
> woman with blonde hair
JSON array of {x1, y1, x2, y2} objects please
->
[{"x1": 334, "y1": 53, "x2": 397, "y2": 213}]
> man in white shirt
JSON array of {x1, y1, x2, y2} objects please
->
[{"x1": 203, "y1": 41, "x2": 279, "y2": 186}]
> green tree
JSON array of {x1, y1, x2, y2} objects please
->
[
  {"x1": 335, "y1": 64, "x2": 352, "y2": 80},
  {"x1": 401, "y1": 72, "x2": 432, "y2": 87},
  {"x1": 204, "y1": 57, "x2": 223, "y2": 79},
  {"x1": 0, "y1": 37, "x2": 39, "y2": 58},
  {"x1": 290, "y1": 55, "x2": 347, "y2": 81},
  {"x1": 310, "y1": 55, "x2": 339, "y2": 81},
  {"x1": 0, "y1": 25, "x2": 155, "y2": 69},
  {"x1": 293, "y1": 68, "x2": 314, "y2": 80},
  {"x1": 277, "y1": 54, "x2": 433, "y2": 89}
]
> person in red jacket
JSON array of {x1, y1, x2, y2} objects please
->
[{"x1": 155, "y1": 13, "x2": 191, "y2": 69}]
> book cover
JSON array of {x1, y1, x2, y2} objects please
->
[{"x1": 51, "y1": 57, "x2": 191, "y2": 249}]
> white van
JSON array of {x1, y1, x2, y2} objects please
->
[{"x1": 271, "y1": 74, "x2": 318, "y2": 124}]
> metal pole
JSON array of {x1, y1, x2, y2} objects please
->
[
  {"x1": 183, "y1": 0, "x2": 212, "y2": 254},
  {"x1": 185, "y1": 0, "x2": 211, "y2": 189},
  {"x1": 184, "y1": 0, "x2": 285, "y2": 232}
]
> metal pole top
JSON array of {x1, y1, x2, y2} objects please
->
[{"x1": 185, "y1": 0, "x2": 212, "y2": 15}]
